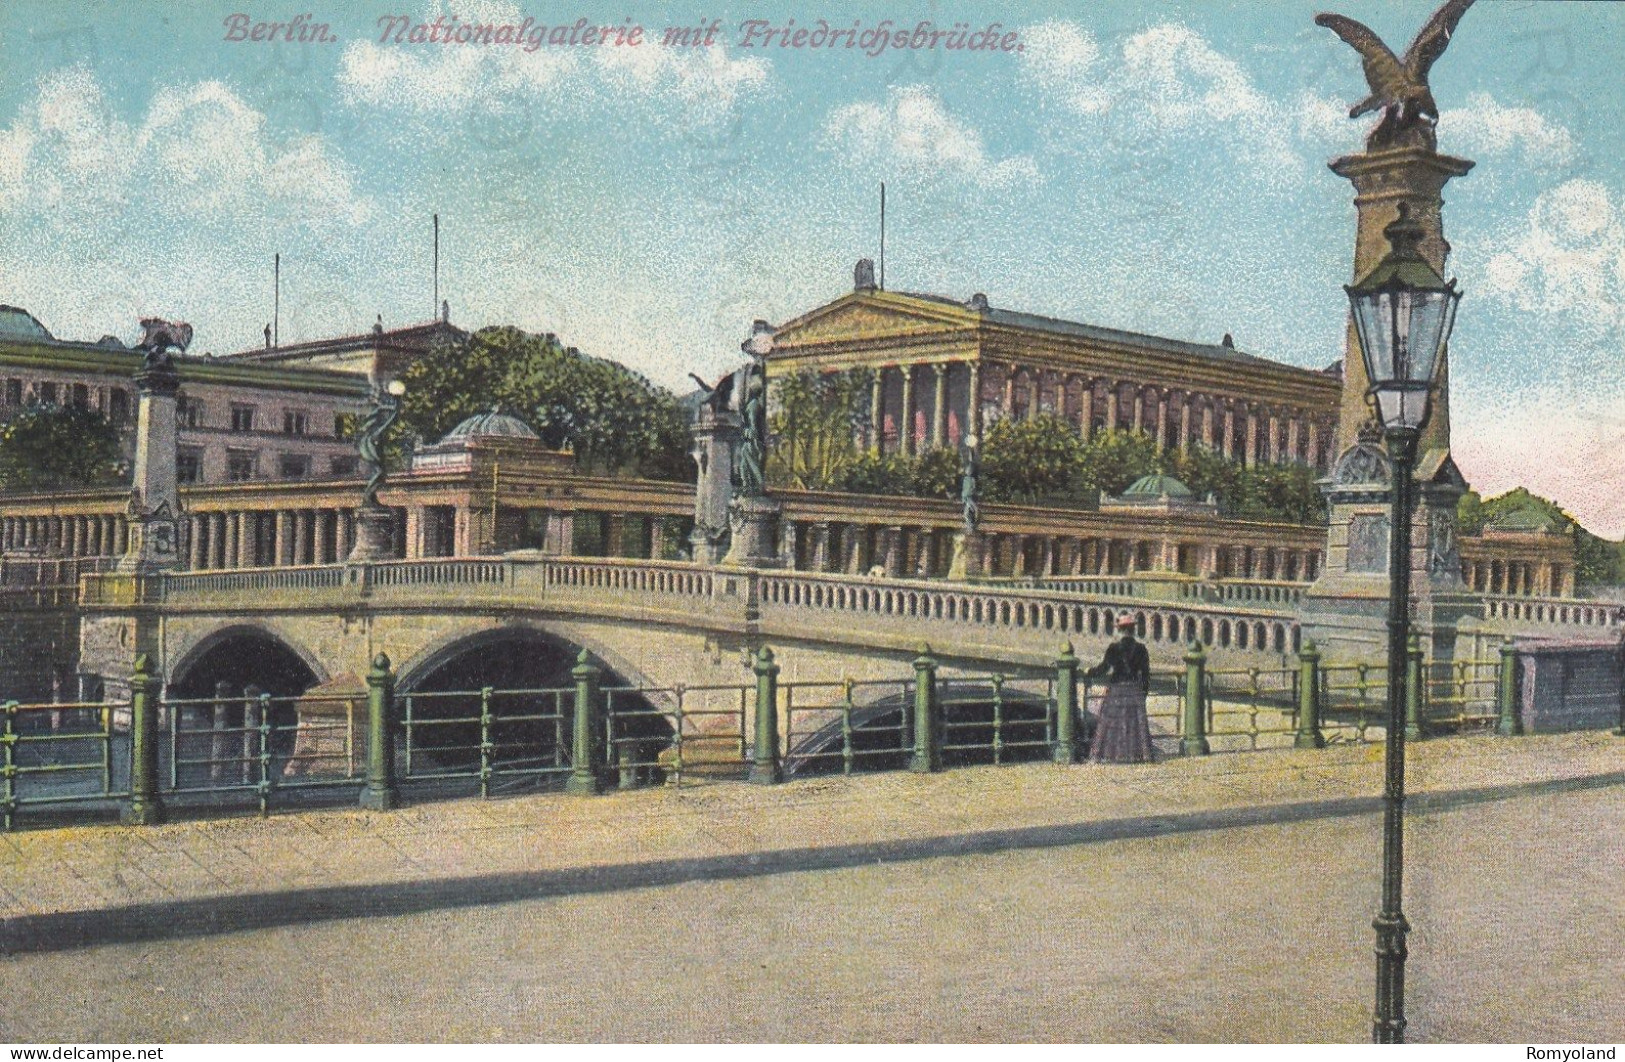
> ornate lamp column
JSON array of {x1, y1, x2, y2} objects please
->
[
  {"x1": 1345, "y1": 204, "x2": 1462, "y2": 1045},
  {"x1": 349, "y1": 379, "x2": 406, "y2": 561}
]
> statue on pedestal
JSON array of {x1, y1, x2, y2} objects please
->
[{"x1": 1315, "y1": 0, "x2": 1474, "y2": 152}]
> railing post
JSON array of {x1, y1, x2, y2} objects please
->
[
  {"x1": 359, "y1": 653, "x2": 398, "y2": 810},
  {"x1": 566, "y1": 649, "x2": 602, "y2": 794},
  {"x1": 748, "y1": 646, "x2": 782, "y2": 784},
  {"x1": 908, "y1": 644, "x2": 940, "y2": 773},
  {"x1": 1, "y1": 702, "x2": 18, "y2": 831},
  {"x1": 1497, "y1": 639, "x2": 1522, "y2": 737},
  {"x1": 1181, "y1": 641, "x2": 1210, "y2": 757},
  {"x1": 1053, "y1": 642, "x2": 1079, "y2": 764},
  {"x1": 1405, "y1": 633, "x2": 1425, "y2": 741},
  {"x1": 1295, "y1": 639, "x2": 1326, "y2": 749},
  {"x1": 122, "y1": 654, "x2": 165, "y2": 825}
]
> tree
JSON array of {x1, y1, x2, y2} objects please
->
[
  {"x1": 0, "y1": 403, "x2": 124, "y2": 491},
  {"x1": 766, "y1": 369, "x2": 873, "y2": 490},
  {"x1": 397, "y1": 326, "x2": 690, "y2": 480},
  {"x1": 980, "y1": 414, "x2": 1085, "y2": 503}
]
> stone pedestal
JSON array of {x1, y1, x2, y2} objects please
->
[
  {"x1": 690, "y1": 406, "x2": 740, "y2": 564},
  {"x1": 1299, "y1": 142, "x2": 1478, "y2": 663},
  {"x1": 722, "y1": 494, "x2": 783, "y2": 568},
  {"x1": 348, "y1": 506, "x2": 396, "y2": 562},
  {"x1": 118, "y1": 358, "x2": 183, "y2": 575},
  {"x1": 947, "y1": 531, "x2": 984, "y2": 581}
]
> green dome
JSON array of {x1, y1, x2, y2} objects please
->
[
  {"x1": 440, "y1": 407, "x2": 539, "y2": 443},
  {"x1": 1122, "y1": 473, "x2": 1193, "y2": 498},
  {"x1": 1487, "y1": 507, "x2": 1560, "y2": 533}
]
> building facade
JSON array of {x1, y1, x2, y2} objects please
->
[
  {"x1": 0, "y1": 305, "x2": 372, "y2": 487},
  {"x1": 763, "y1": 265, "x2": 1343, "y2": 469}
]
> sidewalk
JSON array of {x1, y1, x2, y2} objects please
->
[{"x1": 3, "y1": 730, "x2": 1621, "y2": 943}]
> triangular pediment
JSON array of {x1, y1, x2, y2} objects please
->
[
  {"x1": 772, "y1": 292, "x2": 981, "y2": 350},
  {"x1": 1415, "y1": 447, "x2": 1468, "y2": 491}
]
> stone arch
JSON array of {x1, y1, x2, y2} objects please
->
[
  {"x1": 394, "y1": 620, "x2": 657, "y2": 695},
  {"x1": 166, "y1": 621, "x2": 330, "y2": 697}
]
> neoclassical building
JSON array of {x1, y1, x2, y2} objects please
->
[{"x1": 764, "y1": 263, "x2": 1343, "y2": 469}]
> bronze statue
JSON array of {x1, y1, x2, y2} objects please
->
[
  {"x1": 687, "y1": 370, "x2": 736, "y2": 414},
  {"x1": 135, "y1": 317, "x2": 193, "y2": 367},
  {"x1": 1315, "y1": 0, "x2": 1474, "y2": 152},
  {"x1": 356, "y1": 382, "x2": 403, "y2": 509}
]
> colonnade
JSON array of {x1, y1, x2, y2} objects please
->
[
  {"x1": 854, "y1": 362, "x2": 1335, "y2": 470},
  {"x1": 186, "y1": 508, "x2": 357, "y2": 570},
  {"x1": 773, "y1": 518, "x2": 1323, "y2": 583},
  {"x1": 1463, "y1": 557, "x2": 1573, "y2": 599},
  {"x1": 0, "y1": 513, "x2": 129, "y2": 557}
]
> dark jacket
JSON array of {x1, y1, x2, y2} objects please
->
[{"x1": 1086, "y1": 636, "x2": 1150, "y2": 691}]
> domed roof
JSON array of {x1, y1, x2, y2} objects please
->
[
  {"x1": 1122, "y1": 473, "x2": 1192, "y2": 498},
  {"x1": 440, "y1": 407, "x2": 539, "y2": 444},
  {"x1": 1487, "y1": 507, "x2": 1561, "y2": 534}
]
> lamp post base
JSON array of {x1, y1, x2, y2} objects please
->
[{"x1": 348, "y1": 506, "x2": 397, "y2": 562}]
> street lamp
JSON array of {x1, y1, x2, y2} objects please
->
[{"x1": 1344, "y1": 202, "x2": 1461, "y2": 1044}]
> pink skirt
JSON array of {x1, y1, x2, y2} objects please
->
[{"x1": 1090, "y1": 682, "x2": 1155, "y2": 763}]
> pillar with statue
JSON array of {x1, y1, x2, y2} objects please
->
[{"x1": 1298, "y1": 0, "x2": 1482, "y2": 664}]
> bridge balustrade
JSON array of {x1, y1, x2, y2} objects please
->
[{"x1": 1480, "y1": 594, "x2": 1624, "y2": 629}]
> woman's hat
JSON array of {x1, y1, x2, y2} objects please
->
[{"x1": 1115, "y1": 616, "x2": 1138, "y2": 630}]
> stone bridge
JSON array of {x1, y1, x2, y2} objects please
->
[
  {"x1": 75, "y1": 555, "x2": 1623, "y2": 706},
  {"x1": 77, "y1": 556, "x2": 1329, "y2": 702}
]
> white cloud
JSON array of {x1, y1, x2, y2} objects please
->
[
  {"x1": 824, "y1": 85, "x2": 1040, "y2": 189},
  {"x1": 0, "y1": 66, "x2": 371, "y2": 227},
  {"x1": 1439, "y1": 92, "x2": 1578, "y2": 170},
  {"x1": 338, "y1": 0, "x2": 768, "y2": 121},
  {"x1": 1022, "y1": 20, "x2": 1333, "y2": 174},
  {"x1": 1480, "y1": 179, "x2": 1625, "y2": 334}
]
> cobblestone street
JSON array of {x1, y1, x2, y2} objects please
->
[{"x1": 1, "y1": 733, "x2": 1622, "y2": 1043}]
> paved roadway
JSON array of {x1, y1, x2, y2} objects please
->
[{"x1": 0, "y1": 733, "x2": 1622, "y2": 1043}]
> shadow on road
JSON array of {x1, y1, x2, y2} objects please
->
[{"x1": 5, "y1": 769, "x2": 1622, "y2": 956}]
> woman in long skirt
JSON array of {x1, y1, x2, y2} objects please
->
[{"x1": 1085, "y1": 616, "x2": 1155, "y2": 763}]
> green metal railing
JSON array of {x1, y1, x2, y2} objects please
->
[{"x1": 0, "y1": 640, "x2": 1535, "y2": 830}]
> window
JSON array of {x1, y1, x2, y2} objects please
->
[
  {"x1": 226, "y1": 450, "x2": 257, "y2": 482},
  {"x1": 71, "y1": 383, "x2": 89, "y2": 409},
  {"x1": 4, "y1": 380, "x2": 20, "y2": 406},
  {"x1": 230, "y1": 404, "x2": 256, "y2": 432},
  {"x1": 282, "y1": 410, "x2": 309, "y2": 435},
  {"x1": 329, "y1": 455, "x2": 359, "y2": 477},
  {"x1": 108, "y1": 388, "x2": 130, "y2": 425},
  {"x1": 278, "y1": 453, "x2": 311, "y2": 479},
  {"x1": 37, "y1": 382, "x2": 57, "y2": 406},
  {"x1": 177, "y1": 448, "x2": 203, "y2": 484},
  {"x1": 178, "y1": 395, "x2": 204, "y2": 428}
]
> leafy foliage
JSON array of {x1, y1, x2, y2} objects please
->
[
  {"x1": 766, "y1": 369, "x2": 873, "y2": 489},
  {"x1": 798, "y1": 408, "x2": 1329, "y2": 525},
  {"x1": 0, "y1": 402, "x2": 124, "y2": 491},
  {"x1": 397, "y1": 326, "x2": 689, "y2": 479}
]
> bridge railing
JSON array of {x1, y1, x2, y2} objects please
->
[{"x1": 1479, "y1": 594, "x2": 1625, "y2": 630}]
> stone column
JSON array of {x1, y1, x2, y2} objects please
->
[
  {"x1": 1178, "y1": 393, "x2": 1192, "y2": 452},
  {"x1": 1267, "y1": 410, "x2": 1281, "y2": 463},
  {"x1": 118, "y1": 353, "x2": 184, "y2": 574},
  {"x1": 915, "y1": 527, "x2": 935, "y2": 578},
  {"x1": 1244, "y1": 406, "x2": 1258, "y2": 467},
  {"x1": 605, "y1": 513, "x2": 627, "y2": 558},
  {"x1": 648, "y1": 517, "x2": 667, "y2": 561},
  {"x1": 1105, "y1": 385, "x2": 1119, "y2": 433},
  {"x1": 1222, "y1": 403, "x2": 1235, "y2": 459},
  {"x1": 276, "y1": 510, "x2": 294, "y2": 566},
  {"x1": 811, "y1": 522, "x2": 831, "y2": 571},
  {"x1": 545, "y1": 511, "x2": 576, "y2": 557},
  {"x1": 967, "y1": 361, "x2": 983, "y2": 440},
  {"x1": 337, "y1": 511, "x2": 354, "y2": 562},
  {"x1": 869, "y1": 371, "x2": 884, "y2": 454},
  {"x1": 1079, "y1": 379, "x2": 1094, "y2": 441},
  {"x1": 1132, "y1": 390, "x2": 1144, "y2": 433},
  {"x1": 1001, "y1": 366, "x2": 1016, "y2": 419},
  {"x1": 209, "y1": 512, "x2": 226, "y2": 570},
  {"x1": 900, "y1": 366, "x2": 916, "y2": 457},
  {"x1": 689, "y1": 404, "x2": 739, "y2": 563},
  {"x1": 1306, "y1": 420, "x2": 1319, "y2": 469},
  {"x1": 294, "y1": 510, "x2": 311, "y2": 565},
  {"x1": 931, "y1": 363, "x2": 949, "y2": 449},
  {"x1": 1287, "y1": 415, "x2": 1301, "y2": 464},
  {"x1": 882, "y1": 526, "x2": 904, "y2": 577}
]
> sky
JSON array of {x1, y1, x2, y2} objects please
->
[{"x1": 3, "y1": 1, "x2": 1625, "y2": 532}]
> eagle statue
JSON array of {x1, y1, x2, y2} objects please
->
[{"x1": 1315, "y1": 0, "x2": 1474, "y2": 151}]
